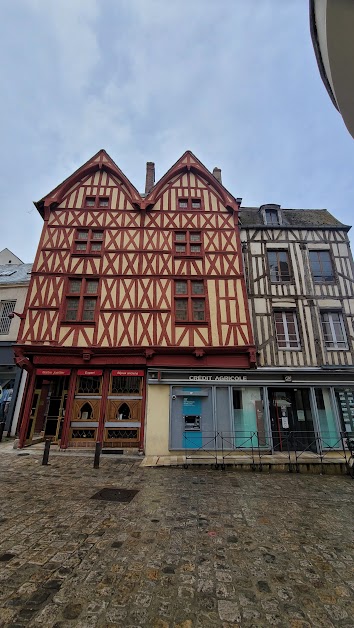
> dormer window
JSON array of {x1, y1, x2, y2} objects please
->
[
  {"x1": 265, "y1": 209, "x2": 279, "y2": 225},
  {"x1": 260, "y1": 204, "x2": 282, "y2": 226}
]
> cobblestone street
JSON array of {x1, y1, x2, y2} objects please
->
[{"x1": 0, "y1": 451, "x2": 353, "y2": 627}]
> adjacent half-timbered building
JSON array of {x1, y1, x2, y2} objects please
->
[
  {"x1": 15, "y1": 150, "x2": 256, "y2": 451},
  {"x1": 239, "y1": 204, "x2": 354, "y2": 452}
]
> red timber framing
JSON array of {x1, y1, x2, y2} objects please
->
[{"x1": 15, "y1": 149, "x2": 256, "y2": 449}]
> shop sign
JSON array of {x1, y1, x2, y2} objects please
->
[
  {"x1": 78, "y1": 369, "x2": 102, "y2": 376},
  {"x1": 112, "y1": 370, "x2": 144, "y2": 377},
  {"x1": 37, "y1": 369, "x2": 71, "y2": 376},
  {"x1": 188, "y1": 375, "x2": 247, "y2": 381}
]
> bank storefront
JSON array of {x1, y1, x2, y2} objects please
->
[{"x1": 145, "y1": 368, "x2": 354, "y2": 457}]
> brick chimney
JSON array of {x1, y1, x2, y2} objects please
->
[
  {"x1": 145, "y1": 162, "x2": 155, "y2": 194},
  {"x1": 213, "y1": 167, "x2": 222, "y2": 184}
]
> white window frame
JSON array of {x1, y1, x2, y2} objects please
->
[
  {"x1": 0, "y1": 300, "x2": 16, "y2": 335},
  {"x1": 274, "y1": 311, "x2": 301, "y2": 350},
  {"x1": 320, "y1": 311, "x2": 348, "y2": 350}
]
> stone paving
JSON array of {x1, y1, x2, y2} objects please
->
[{"x1": 0, "y1": 451, "x2": 353, "y2": 628}]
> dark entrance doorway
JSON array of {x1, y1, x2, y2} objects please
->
[
  {"x1": 268, "y1": 388, "x2": 315, "y2": 452},
  {"x1": 26, "y1": 376, "x2": 69, "y2": 444}
]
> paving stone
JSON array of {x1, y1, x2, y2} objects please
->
[{"x1": 0, "y1": 454, "x2": 353, "y2": 626}]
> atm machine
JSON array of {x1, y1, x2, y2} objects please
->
[{"x1": 170, "y1": 387, "x2": 212, "y2": 449}]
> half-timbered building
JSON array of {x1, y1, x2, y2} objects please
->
[
  {"x1": 15, "y1": 150, "x2": 256, "y2": 452},
  {"x1": 239, "y1": 204, "x2": 354, "y2": 452}
]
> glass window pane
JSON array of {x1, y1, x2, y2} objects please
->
[
  {"x1": 191, "y1": 281, "x2": 204, "y2": 294},
  {"x1": 93, "y1": 231, "x2": 104, "y2": 240},
  {"x1": 179, "y1": 200, "x2": 188, "y2": 208},
  {"x1": 66, "y1": 298, "x2": 79, "y2": 320},
  {"x1": 99, "y1": 197, "x2": 109, "y2": 207},
  {"x1": 175, "y1": 281, "x2": 187, "y2": 294},
  {"x1": 190, "y1": 232, "x2": 201, "y2": 242},
  {"x1": 175, "y1": 244, "x2": 186, "y2": 253},
  {"x1": 266, "y1": 209, "x2": 279, "y2": 225},
  {"x1": 175, "y1": 299, "x2": 188, "y2": 321},
  {"x1": 175, "y1": 232, "x2": 186, "y2": 241},
  {"x1": 91, "y1": 242, "x2": 102, "y2": 251},
  {"x1": 192, "y1": 200, "x2": 201, "y2": 209},
  {"x1": 77, "y1": 230, "x2": 89, "y2": 240},
  {"x1": 190, "y1": 244, "x2": 201, "y2": 253},
  {"x1": 75, "y1": 243, "x2": 87, "y2": 251},
  {"x1": 86, "y1": 198, "x2": 95, "y2": 207},
  {"x1": 193, "y1": 299, "x2": 205, "y2": 321},
  {"x1": 69, "y1": 279, "x2": 82, "y2": 293},
  {"x1": 86, "y1": 280, "x2": 99, "y2": 294},
  {"x1": 82, "y1": 298, "x2": 96, "y2": 321}
]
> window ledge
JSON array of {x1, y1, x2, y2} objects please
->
[
  {"x1": 325, "y1": 347, "x2": 349, "y2": 351},
  {"x1": 61, "y1": 321, "x2": 96, "y2": 326},
  {"x1": 277, "y1": 347, "x2": 302, "y2": 352},
  {"x1": 174, "y1": 254, "x2": 203, "y2": 259},
  {"x1": 72, "y1": 253, "x2": 102, "y2": 258},
  {"x1": 175, "y1": 321, "x2": 209, "y2": 326}
]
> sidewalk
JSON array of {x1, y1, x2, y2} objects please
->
[{"x1": 0, "y1": 450, "x2": 353, "y2": 627}]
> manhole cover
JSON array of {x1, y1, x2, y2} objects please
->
[{"x1": 91, "y1": 488, "x2": 138, "y2": 503}]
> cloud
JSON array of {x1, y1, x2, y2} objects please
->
[{"x1": 1, "y1": 0, "x2": 354, "y2": 261}]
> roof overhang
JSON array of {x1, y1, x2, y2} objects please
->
[{"x1": 310, "y1": 0, "x2": 354, "y2": 138}]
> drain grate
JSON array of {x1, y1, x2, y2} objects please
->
[
  {"x1": 91, "y1": 488, "x2": 138, "y2": 503},
  {"x1": 0, "y1": 553, "x2": 15, "y2": 562}
]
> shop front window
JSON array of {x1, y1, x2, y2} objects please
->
[
  {"x1": 233, "y1": 387, "x2": 266, "y2": 448},
  {"x1": 315, "y1": 388, "x2": 339, "y2": 448}
]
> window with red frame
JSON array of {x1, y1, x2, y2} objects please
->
[
  {"x1": 85, "y1": 195, "x2": 110, "y2": 208},
  {"x1": 178, "y1": 198, "x2": 202, "y2": 210},
  {"x1": 74, "y1": 229, "x2": 104, "y2": 254},
  {"x1": 174, "y1": 231, "x2": 202, "y2": 255},
  {"x1": 65, "y1": 278, "x2": 99, "y2": 322},
  {"x1": 174, "y1": 280, "x2": 206, "y2": 322}
]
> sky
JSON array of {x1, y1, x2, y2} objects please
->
[{"x1": 1, "y1": 0, "x2": 354, "y2": 262}]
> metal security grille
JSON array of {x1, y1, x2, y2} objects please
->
[
  {"x1": 71, "y1": 429, "x2": 95, "y2": 439},
  {"x1": 0, "y1": 301, "x2": 16, "y2": 334},
  {"x1": 111, "y1": 376, "x2": 141, "y2": 394},
  {"x1": 107, "y1": 429, "x2": 138, "y2": 440}
]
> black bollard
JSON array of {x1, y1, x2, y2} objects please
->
[
  {"x1": 94, "y1": 441, "x2": 102, "y2": 469},
  {"x1": 42, "y1": 439, "x2": 51, "y2": 465},
  {"x1": 0, "y1": 422, "x2": 5, "y2": 443}
]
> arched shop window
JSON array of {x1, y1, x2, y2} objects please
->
[
  {"x1": 79, "y1": 402, "x2": 93, "y2": 421},
  {"x1": 117, "y1": 403, "x2": 131, "y2": 421}
]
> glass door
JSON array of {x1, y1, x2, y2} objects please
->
[{"x1": 268, "y1": 389, "x2": 315, "y2": 451}]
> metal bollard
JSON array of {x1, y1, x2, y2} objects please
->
[
  {"x1": 0, "y1": 422, "x2": 5, "y2": 443},
  {"x1": 94, "y1": 441, "x2": 102, "y2": 469},
  {"x1": 42, "y1": 439, "x2": 51, "y2": 465}
]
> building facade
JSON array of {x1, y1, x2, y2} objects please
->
[
  {"x1": 0, "y1": 251, "x2": 32, "y2": 436},
  {"x1": 239, "y1": 204, "x2": 354, "y2": 452},
  {"x1": 310, "y1": 0, "x2": 354, "y2": 138},
  {"x1": 16, "y1": 150, "x2": 256, "y2": 450}
]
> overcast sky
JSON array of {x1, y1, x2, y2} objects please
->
[{"x1": 1, "y1": 0, "x2": 354, "y2": 262}]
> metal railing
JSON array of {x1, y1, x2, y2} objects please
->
[{"x1": 182, "y1": 430, "x2": 353, "y2": 475}]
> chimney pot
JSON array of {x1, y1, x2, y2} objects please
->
[
  {"x1": 213, "y1": 167, "x2": 222, "y2": 184},
  {"x1": 145, "y1": 162, "x2": 155, "y2": 194}
]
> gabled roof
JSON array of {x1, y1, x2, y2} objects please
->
[
  {"x1": 143, "y1": 150, "x2": 239, "y2": 212},
  {"x1": 0, "y1": 249, "x2": 23, "y2": 265},
  {"x1": 34, "y1": 149, "x2": 142, "y2": 217}
]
